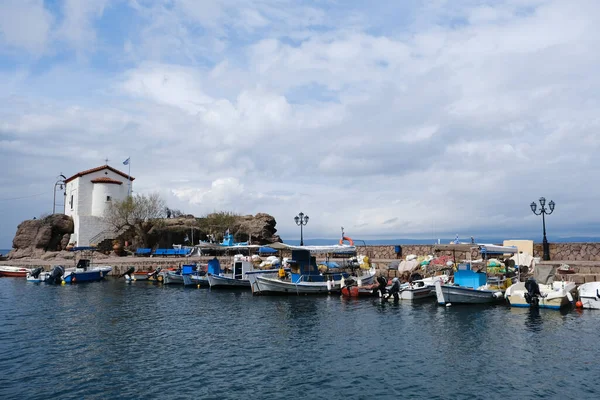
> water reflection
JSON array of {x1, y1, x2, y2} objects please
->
[
  {"x1": 525, "y1": 307, "x2": 543, "y2": 332},
  {"x1": 1, "y1": 277, "x2": 599, "y2": 400}
]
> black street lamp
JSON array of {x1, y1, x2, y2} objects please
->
[
  {"x1": 530, "y1": 197, "x2": 555, "y2": 261},
  {"x1": 294, "y1": 212, "x2": 309, "y2": 246},
  {"x1": 53, "y1": 174, "x2": 67, "y2": 214}
]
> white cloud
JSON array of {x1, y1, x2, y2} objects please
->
[
  {"x1": 0, "y1": 0, "x2": 53, "y2": 54},
  {"x1": 57, "y1": 0, "x2": 109, "y2": 55},
  {"x1": 2, "y1": 0, "x2": 600, "y2": 247}
]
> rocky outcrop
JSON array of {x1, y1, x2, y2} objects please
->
[
  {"x1": 233, "y1": 213, "x2": 281, "y2": 244},
  {"x1": 148, "y1": 213, "x2": 281, "y2": 248},
  {"x1": 9, "y1": 215, "x2": 74, "y2": 259}
]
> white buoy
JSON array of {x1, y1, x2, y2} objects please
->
[
  {"x1": 446, "y1": 303, "x2": 452, "y2": 307},
  {"x1": 326, "y1": 280, "x2": 332, "y2": 291}
]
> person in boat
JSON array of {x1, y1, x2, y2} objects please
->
[
  {"x1": 387, "y1": 277, "x2": 401, "y2": 301},
  {"x1": 278, "y1": 264, "x2": 287, "y2": 280}
]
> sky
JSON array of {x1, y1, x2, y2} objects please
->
[{"x1": 1, "y1": 0, "x2": 600, "y2": 249}]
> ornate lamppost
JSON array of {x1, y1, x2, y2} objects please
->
[
  {"x1": 530, "y1": 197, "x2": 555, "y2": 261},
  {"x1": 53, "y1": 174, "x2": 67, "y2": 214},
  {"x1": 294, "y1": 212, "x2": 309, "y2": 246}
]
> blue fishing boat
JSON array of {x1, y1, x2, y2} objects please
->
[{"x1": 62, "y1": 247, "x2": 111, "y2": 284}]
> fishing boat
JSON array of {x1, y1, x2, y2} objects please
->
[
  {"x1": 121, "y1": 266, "x2": 163, "y2": 282},
  {"x1": 433, "y1": 243, "x2": 518, "y2": 306},
  {"x1": 395, "y1": 276, "x2": 448, "y2": 301},
  {"x1": 247, "y1": 243, "x2": 376, "y2": 295},
  {"x1": 31, "y1": 247, "x2": 112, "y2": 284},
  {"x1": 58, "y1": 247, "x2": 112, "y2": 284},
  {"x1": 207, "y1": 256, "x2": 276, "y2": 288},
  {"x1": 0, "y1": 266, "x2": 32, "y2": 277},
  {"x1": 577, "y1": 282, "x2": 600, "y2": 310},
  {"x1": 26, "y1": 265, "x2": 66, "y2": 284},
  {"x1": 504, "y1": 263, "x2": 576, "y2": 309},
  {"x1": 161, "y1": 264, "x2": 196, "y2": 286}
]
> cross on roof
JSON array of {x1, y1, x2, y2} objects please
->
[{"x1": 104, "y1": 157, "x2": 109, "y2": 165}]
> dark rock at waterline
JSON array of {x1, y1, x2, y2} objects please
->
[{"x1": 10, "y1": 214, "x2": 74, "y2": 258}]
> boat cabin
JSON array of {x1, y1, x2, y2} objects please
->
[
  {"x1": 454, "y1": 263, "x2": 487, "y2": 289},
  {"x1": 76, "y1": 259, "x2": 91, "y2": 271}
]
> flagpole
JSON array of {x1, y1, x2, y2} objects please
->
[{"x1": 127, "y1": 157, "x2": 131, "y2": 197}]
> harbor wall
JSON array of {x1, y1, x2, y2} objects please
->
[{"x1": 360, "y1": 242, "x2": 600, "y2": 262}]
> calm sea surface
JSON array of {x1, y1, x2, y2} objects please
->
[{"x1": 1, "y1": 277, "x2": 599, "y2": 400}]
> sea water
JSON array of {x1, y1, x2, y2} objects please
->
[{"x1": 0, "y1": 278, "x2": 598, "y2": 399}]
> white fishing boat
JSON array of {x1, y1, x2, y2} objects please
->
[
  {"x1": 247, "y1": 243, "x2": 376, "y2": 295},
  {"x1": 207, "y1": 256, "x2": 254, "y2": 288},
  {"x1": 505, "y1": 279, "x2": 576, "y2": 309},
  {"x1": 577, "y1": 282, "x2": 600, "y2": 310},
  {"x1": 433, "y1": 243, "x2": 518, "y2": 306},
  {"x1": 398, "y1": 275, "x2": 448, "y2": 300},
  {"x1": 504, "y1": 263, "x2": 576, "y2": 309}
]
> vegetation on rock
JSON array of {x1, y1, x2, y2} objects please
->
[{"x1": 105, "y1": 192, "x2": 166, "y2": 248}]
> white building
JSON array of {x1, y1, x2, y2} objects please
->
[{"x1": 64, "y1": 164, "x2": 134, "y2": 246}]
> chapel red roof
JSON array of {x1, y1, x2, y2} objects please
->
[
  {"x1": 90, "y1": 177, "x2": 123, "y2": 185},
  {"x1": 65, "y1": 165, "x2": 135, "y2": 184}
]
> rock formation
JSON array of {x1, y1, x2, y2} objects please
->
[
  {"x1": 148, "y1": 213, "x2": 281, "y2": 248},
  {"x1": 9, "y1": 214, "x2": 74, "y2": 259},
  {"x1": 8, "y1": 212, "x2": 281, "y2": 259}
]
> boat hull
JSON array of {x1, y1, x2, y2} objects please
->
[
  {"x1": 162, "y1": 272, "x2": 194, "y2": 285},
  {"x1": 0, "y1": 266, "x2": 31, "y2": 278},
  {"x1": 189, "y1": 275, "x2": 209, "y2": 287},
  {"x1": 399, "y1": 285, "x2": 435, "y2": 300},
  {"x1": 249, "y1": 268, "x2": 376, "y2": 295},
  {"x1": 253, "y1": 276, "x2": 338, "y2": 294},
  {"x1": 207, "y1": 274, "x2": 250, "y2": 288},
  {"x1": 578, "y1": 282, "x2": 600, "y2": 310},
  {"x1": 63, "y1": 267, "x2": 112, "y2": 283},
  {"x1": 435, "y1": 281, "x2": 503, "y2": 305}
]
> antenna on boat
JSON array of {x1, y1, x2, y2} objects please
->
[{"x1": 341, "y1": 226, "x2": 344, "y2": 239}]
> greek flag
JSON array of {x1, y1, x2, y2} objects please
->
[{"x1": 123, "y1": 157, "x2": 130, "y2": 165}]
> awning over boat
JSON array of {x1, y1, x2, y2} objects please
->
[
  {"x1": 193, "y1": 242, "x2": 263, "y2": 250},
  {"x1": 258, "y1": 246, "x2": 278, "y2": 253},
  {"x1": 71, "y1": 246, "x2": 98, "y2": 252},
  {"x1": 433, "y1": 243, "x2": 518, "y2": 254},
  {"x1": 479, "y1": 244, "x2": 518, "y2": 255},
  {"x1": 266, "y1": 242, "x2": 356, "y2": 254},
  {"x1": 433, "y1": 244, "x2": 477, "y2": 252}
]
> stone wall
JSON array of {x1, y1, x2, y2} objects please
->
[
  {"x1": 532, "y1": 243, "x2": 600, "y2": 261},
  {"x1": 362, "y1": 243, "x2": 600, "y2": 262}
]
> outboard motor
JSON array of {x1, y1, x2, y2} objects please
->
[
  {"x1": 524, "y1": 278, "x2": 542, "y2": 307},
  {"x1": 375, "y1": 276, "x2": 388, "y2": 296},
  {"x1": 29, "y1": 267, "x2": 43, "y2": 279},
  {"x1": 120, "y1": 266, "x2": 136, "y2": 279},
  {"x1": 148, "y1": 267, "x2": 162, "y2": 282},
  {"x1": 47, "y1": 265, "x2": 65, "y2": 284},
  {"x1": 344, "y1": 277, "x2": 357, "y2": 288}
]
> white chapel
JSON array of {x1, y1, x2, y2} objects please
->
[{"x1": 63, "y1": 164, "x2": 134, "y2": 246}]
